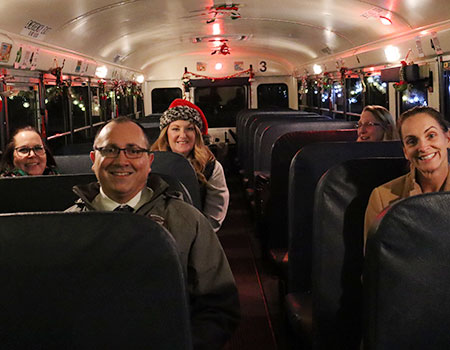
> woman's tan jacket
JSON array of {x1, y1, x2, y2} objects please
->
[{"x1": 364, "y1": 165, "x2": 450, "y2": 250}]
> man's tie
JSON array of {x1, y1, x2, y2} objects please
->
[{"x1": 113, "y1": 205, "x2": 134, "y2": 212}]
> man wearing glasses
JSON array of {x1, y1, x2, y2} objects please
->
[{"x1": 66, "y1": 117, "x2": 240, "y2": 350}]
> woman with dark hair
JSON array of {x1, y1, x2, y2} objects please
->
[
  {"x1": 364, "y1": 106, "x2": 450, "y2": 248},
  {"x1": 151, "y1": 99, "x2": 229, "y2": 232},
  {"x1": 0, "y1": 126, "x2": 58, "y2": 177}
]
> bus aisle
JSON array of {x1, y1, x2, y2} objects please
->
[{"x1": 218, "y1": 173, "x2": 289, "y2": 350}]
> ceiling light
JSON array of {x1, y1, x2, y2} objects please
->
[
  {"x1": 215, "y1": 63, "x2": 223, "y2": 70},
  {"x1": 95, "y1": 66, "x2": 108, "y2": 79},
  {"x1": 313, "y1": 64, "x2": 322, "y2": 74},
  {"x1": 384, "y1": 45, "x2": 400, "y2": 62},
  {"x1": 136, "y1": 74, "x2": 145, "y2": 83}
]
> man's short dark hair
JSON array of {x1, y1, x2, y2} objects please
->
[{"x1": 93, "y1": 117, "x2": 150, "y2": 148}]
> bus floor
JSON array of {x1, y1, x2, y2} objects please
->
[{"x1": 219, "y1": 174, "x2": 294, "y2": 350}]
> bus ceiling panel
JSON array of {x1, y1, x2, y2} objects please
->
[{"x1": 0, "y1": 0, "x2": 449, "y2": 72}]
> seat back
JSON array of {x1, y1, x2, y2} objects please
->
[
  {"x1": 0, "y1": 172, "x2": 193, "y2": 213},
  {"x1": 140, "y1": 121, "x2": 162, "y2": 144},
  {"x1": 0, "y1": 174, "x2": 97, "y2": 212},
  {"x1": 52, "y1": 142, "x2": 94, "y2": 155},
  {"x1": 255, "y1": 120, "x2": 355, "y2": 174},
  {"x1": 238, "y1": 111, "x2": 312, "y2": 165},
  {"x1": 364, "y1": 192, "x2": 450, "y2": 350},
  {"x1": 151, "y1": 151, "x2": 201, "y2": 210},
  {"x1": 54, "y1": 154, "x2": 93, "y2": 174},
  {"x1": 312, "y1": 158, "x2": 408, "y2": 349},
  {"x1": 0, "y1": 212, "x2": 191, "y2": 349},
  {"x1": 288, "y1": 141, "x2": 404, "y2": 293},
  {"x1": 260, "y1": 130, "x2": 356, "y2": 250},
  {"x1": 244, "y1": 114, "x2": 324, "y2": 178}
]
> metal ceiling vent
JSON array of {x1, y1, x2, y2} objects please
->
[{"x1": 321, "y1": 46, "x2": 333, "y2": 55}]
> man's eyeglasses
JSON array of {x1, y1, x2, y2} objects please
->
[
  {"x1": 94, "y1": 146, "x2": 150, "y2": 159},
  {"x1": 15, "y1": 145, "x2": 45, "y2": 156},
  {"x1": 355, "y1": 122, "x2": 382, "y2": 129}
]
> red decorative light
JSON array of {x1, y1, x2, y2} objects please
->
[
  {"x1": 211, "y1": 42, "x2": 231, "y2": 55},
  {"x1": 379, "y1": 16, "x2": 392, "y2": 25}
]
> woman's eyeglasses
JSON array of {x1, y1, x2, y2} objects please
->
[
  {"x1": 15, "y1": 145, "x2": 45, "y2": 156},
  {"x1": 94, "y1": 146, "x2": 150, "y2": 159},
  {"x1": 355, "y1": 122, "x2": 382, "y2": 129}
]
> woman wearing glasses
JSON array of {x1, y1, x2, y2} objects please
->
[
  {"x1": 356, "y1": 105, "x2": 398, "y2": 142},
  {"x1": 0, "y1": 126, "x2": 58, "y2": 177},
  {"x1": 151, "y1": 99, "x2": 229, "y2": 232}
]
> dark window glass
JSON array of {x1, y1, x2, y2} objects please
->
[
  {"x1": 298, "y1": 79, "x2": 308, "y2": 107},
  {"x1": 321, "y1": 86, "x2": 332, "y2": 110},
  {"x1": 257, "y1": 83, "x2": 288, "y2": 109},
  {"x1": 333, "y1": 82, "x2": 345, "y2": 112},
  {"x1": 365, "y1": 75, "x2": 389, "y2": 108},
  {"x1": 305, "y1": 80, "x2": 318, "y2": 108},
  {"x1": 151, "y1": 88, "x2": 182, "y2": 113},
  {"x1": 105, "y1": 91, "x2": 114, "y2": 120},
  {"x1": 70, "y1": 86, "x2": 91, "y2": 143},
  {"x1": 6, "y1": 85, "x2": 39, "y2": 134},
  {"x1": 136, "y1": 94, "x2": 144, "y2": 118},
  {"x1": 443, "y1": 69, "x2": 450, "y2": 123},
  {"x1": 311, "y1": 81, "x2": 320, "y2": 108},
  {"x1": 400, "y1": 80, "x2": 428, "y2": 113},
  {"x1": 70, "y1": 86, "x2": 89, "y2": 129},
  {"x1": 195, "y1": 86, "x2": 246, "y2": 128},
  {"x1": 91, "y1": 87, "x2": 101, "y2": 124},
  {"x1": 117, "y1": 94, "x2": 134, "y2": 117},
  {"x1": 346, "y1": 78, "x2": 363, "y2": 114}
]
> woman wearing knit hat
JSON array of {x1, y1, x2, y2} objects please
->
[{"x1": 151, "y1": 99, "x2": 229, "y2": 232}]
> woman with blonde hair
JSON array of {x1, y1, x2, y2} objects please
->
[
  {"x1": 151, "y1": 99, "x2": 229, "y2": 231},
  {"x1": 356, "y1": 105, "x2": 398, "y2": 142}
]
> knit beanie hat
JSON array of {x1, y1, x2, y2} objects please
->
[{"x1": 160, "y1": 99, "x2": 208, "y2": 135}]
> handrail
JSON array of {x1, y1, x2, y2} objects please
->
[{"x1": 47, "y1": 121, "x2": 106, "y2": 141}]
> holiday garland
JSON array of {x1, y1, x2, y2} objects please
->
[{"x1": 182, "y1": 67, "x2": 253, "y2": 99}]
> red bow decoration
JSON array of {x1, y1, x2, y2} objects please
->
[{"x1": 211, "y1": 43, "x2": 231, "y2": 55}]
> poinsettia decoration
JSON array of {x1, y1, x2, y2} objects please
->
[
  {"x1": 322, "y1": 72, "x2": 333, "y2": 91},
  {"x1": 98, "y1": 79, "x2": 108, "y2": 100},
  {"x1": 393, "y1": 60, "x2": 408, "y2": 92}
]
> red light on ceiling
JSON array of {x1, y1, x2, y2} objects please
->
[{"x1": 379, "y1": 16, "x2": 392, "y2": 25}]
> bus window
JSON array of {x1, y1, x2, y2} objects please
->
[
  {"x1": 91, "y1": 86, "x2": 101, "y2": 124},
  {"x1": 365, "y1": 75, "x2": 388, "y2": 108},
  {"x1": 321, "y1": 85, "x2": 332, "y2": 111},
  {"x1": 333, "y1": 82, "x2": 345, "y2": 112},
  {"x1": 117, "y1": 93, "x2": 134, "y2": 118},
  {"x1": 195, "y1": 86, "x2": 246, "y2": 127},
  {"x1": 151, "y1": 88, "x2": 182, "y2": 113},
  {"x1": 257, "y1": 83, "x2": 288, "y2": 109},
  {"x1": 70, "y1": 86, "x2": 88, "y2": 130},
  {"x1": 45, "y1": 85, "x2": 68, "y2": 150},
  {"x1": 298, "y1": 80, "x2": 308, "y2": 108},
  {"x1": 6, "y1": 85, "x2": 39, "y2": 134},
  {"x1": 444, "y1": 69, "x2": 450, "y2": 122},
  {"x1": 347, "y1": 78, "x2": 363, "y2": 114},
  {"x1": 400, "y1": 80, "x2": 428, "y2": 113}
]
